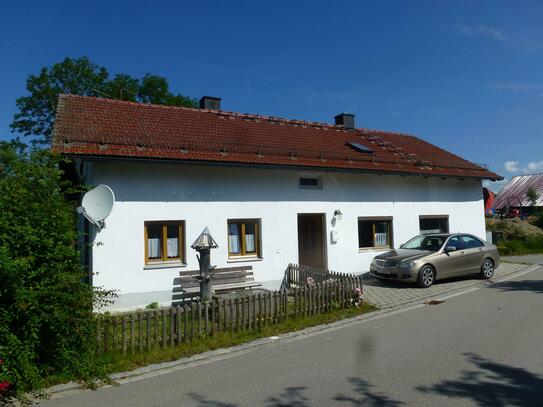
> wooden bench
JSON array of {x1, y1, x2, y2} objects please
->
[{"x1": 174, "y1": 265, "x2": 261, "y2": 301}]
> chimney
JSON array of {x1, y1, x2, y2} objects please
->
[
  {"x1": 334, "y1": 113, "x2": 355, "y2": 129},
  {"x1": 199, "y1": 96, "x2": 221, "y2": 110}
]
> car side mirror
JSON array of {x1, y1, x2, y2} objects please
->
[
  {"x1": 445, "y1": 246, "x2": 457, "y2": 253},
  {"x1": 399, "y1": 244, "x2": 405, "y2": 249}
]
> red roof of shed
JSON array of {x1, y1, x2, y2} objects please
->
[{"x1": 51, "y1": 94, "x2": 501, "y2": 180}]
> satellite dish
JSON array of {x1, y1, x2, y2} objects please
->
[{"x1": 77, "y1": 184, "x2": 115, "y2": 231}]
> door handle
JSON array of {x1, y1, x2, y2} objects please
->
[
  {"x1": 460, "y1": 251, "x2": 465, "y2": 255},
  {"x1": 478, "y1": 248, "x2": 483, "y2": 252}
]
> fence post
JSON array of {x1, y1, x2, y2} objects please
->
[
  {"x1": 241, "y1": 296, "x2": 247, "y2": 331},
  {"x1": 210, "y1": 300, "x2": 216, "y2": 336},
  {"x1": 248, "y1": 295, "x2": 253, "y2": 330},
  {"x1": 154, "y1": 310, "x2": 159, "y2": 347},
  {"x1": 183, "y1": 303, "x2": 189, "y2": 342},
  {"x1": 176, "y1": 306, "x2": 182, "y2": 344},
  {"x1": 190, "y1": 303, "x2": 196, "y2": 341},
  {"x1": 251, "y1": 294, "x2": 256, "y2": 330},
  {"x1": 204, "y1": 302, "x2": 210, "y2": 335},
  {"x1": 130, "y1": 314, "x2": 135, "y2": 354},
  {"x1": 138, "y1": 311, "x2": 144, "y2": 353},
  {"x1": 112, "y1": 317, "x2": 117, "y2": 352},
  {"x1": 235, "y1": 298, "x2": 240, "y2": 333},
  {"x1": 217, "y1": 299, "x2": 222, "y2": 334},
  {"x1": 170, "y1": 307, "x2": 176, "y2": 347},
  {"x1": 122, "y1": 315, "x2": 127, "y2": 355}
]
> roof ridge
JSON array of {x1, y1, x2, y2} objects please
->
[{"x1": 58, "y1": 94, "x2": 412, "y2": 137}]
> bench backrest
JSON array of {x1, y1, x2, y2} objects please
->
[{"x1": 175, "y1": 265, "x2": 254, "y2": 289}]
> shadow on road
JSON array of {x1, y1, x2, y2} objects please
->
[
  {"x1": 417, "y1": 352, "x2": 543, "y2": 406},
  {"x1": 188, "y1": 377, "x2": 405, "y2": 407},
  {"x1": 187, "y1": 392, "x2": 237, "y2": 407},
  {"x1": 491, "y1": 279, "x2": 543, "y2": 294},
  {"x1": 334, "y1": 377, "x2": 405, "y2": 406},
  {"x1": 265, "y1": 386, "x2": 309, "y2": 407}
]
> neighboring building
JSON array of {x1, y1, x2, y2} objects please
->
[
  {"x1": 492, "y1": 173, "x2": 543, "y2": 214},
  {"x1": 52, "y1": 94, "x2": 501, "y2": 310},
  {"x1": 483, "y1": 187, "x2": 495, "y2": 215}
]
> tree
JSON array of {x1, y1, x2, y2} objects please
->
[
  {"x1": 0, "y1": 141, "x2": 114, "y2": 400},
  {"x1": 526, "y1": 186, "x2": 539, "y2": 208},
  {"x1": 11, "y1": 57, "x2": 198, "y2": 144}
]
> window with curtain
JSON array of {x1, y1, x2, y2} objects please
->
[
  {"x1": 358, "y1": 218, "x2": 393, "y2": 249},
  {"x1": 227, "y1": 219, "x2": 261, "y2": 258},
  {"x1": 144, "y1": 221, "x2": 185, "y2": 264}
]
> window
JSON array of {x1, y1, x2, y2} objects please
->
[
  {"x1": 419, "y1": 216, "x2": 449, "y2": 234},
  {"x1": 358, "y1": 218, "x2": 393, "y2": 249},
  {"x1": 228, "y1": 219, "x2": 261, "y2": 257},
  {"x1": 446, "y1": 236, "x2": 464, "y2": 251},
  {"x1": 299, "y1": 176, "x2": 322, "y2": 189},
  {"x1": 461, "y1": 235, "x2": 485, "y2": 249},
  {"x1": 402, "y1": 234, "x2": 447, "y2": 252},
  {"x1": 144, "y1": 221, "x2": 185, "y2": 264}
]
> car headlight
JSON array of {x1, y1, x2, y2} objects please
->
[{"x1": 400, "y1": 261, "x2": 416, "y2": 270}]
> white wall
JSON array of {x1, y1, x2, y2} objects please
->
[{"x1": 88, "y1": 161, "x2": 485, "y2": 310}]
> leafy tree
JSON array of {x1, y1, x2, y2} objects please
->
[
  {"x1": 11, "y1": 57, "x2": 198, "y2": 144},
  {"x1": 526, "y1": 186, "x2": 539, "y2": 208},
  {"x1": 0, "y1": 141, "x2": 114, "y2": 400}
]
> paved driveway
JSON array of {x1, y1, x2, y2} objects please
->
[
  {"x1": 363, "y1": 262, "x2": 527, "y2": 309},
  {"x1": 502, "y1": 254, "x2": 543, "y2": 265}
]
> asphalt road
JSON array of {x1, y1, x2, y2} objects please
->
[{"x1": 43, "y1": 266, "x2": 543, "y2": 407}]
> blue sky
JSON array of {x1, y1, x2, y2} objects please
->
[{"x1": 1, "y1": 1, "x2": 542, "y2": 191}]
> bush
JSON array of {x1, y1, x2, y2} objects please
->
[
  {"x1": 0, "y1": 142, "x2": 112, "y2": 401},
  {"x1": 498, "y1": 236, "x2": 543, "y2": 256}
]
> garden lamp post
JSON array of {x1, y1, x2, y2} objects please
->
[{"x1": 191, "y1": 227, "x2": 219, "y2": 301}]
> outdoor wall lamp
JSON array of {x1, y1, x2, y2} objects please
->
[{"x1": 334, "y1": 209, "x2": 343, "y2": 221}]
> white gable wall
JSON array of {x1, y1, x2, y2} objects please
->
[{"x1": 87, "y1": 161, "x2": 485, "y2": 310}]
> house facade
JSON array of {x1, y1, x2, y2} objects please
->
[{"x1": 52, "y1": 95, "x2": 501, "y2": 310}]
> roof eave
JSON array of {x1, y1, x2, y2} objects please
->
[{"x1": 56, "y1": 152, "x2": 501, "y2": 181}]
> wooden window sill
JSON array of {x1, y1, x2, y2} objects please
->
[
  {"x1": 143, "y1": 261, "x2": 187, "y2": 270},
  {"x1": 227, "y1": 256, "x2": 263, "y2": 263}
]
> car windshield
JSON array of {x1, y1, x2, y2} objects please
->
[{"x1": 401, "y1": 235, "x2": 448, "y2": 252}]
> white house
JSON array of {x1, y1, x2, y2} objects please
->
[{"x1": 52, "y1": 95, "x2": 502, "y2": 310}]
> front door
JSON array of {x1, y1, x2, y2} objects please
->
[{"x1": 297, "y1": 214, "x2": 326, "y2": 269}]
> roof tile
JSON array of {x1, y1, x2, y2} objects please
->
[{"x1": 51, "y1": 94, "x2": 501, "y2": 180}]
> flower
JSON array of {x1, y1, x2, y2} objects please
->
[{"x1": 0, "y1": 381, "x2": 10, "y2": 392}]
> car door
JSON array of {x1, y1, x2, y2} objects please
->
[
  {"x1": 437, "y1": 235, "x2": 466, "y2": 279},
  {"x1": 461, "y1": 235, "x2": 486, "y2": 273}
]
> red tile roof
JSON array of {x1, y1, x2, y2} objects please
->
[{"x1": 52, "y1": 94, "x2": 501, "y2": 180}]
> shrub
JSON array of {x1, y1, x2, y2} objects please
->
[
  {"x1": 0, "y1": 141, "x2": 113, "y2": 400},
  {"x1": 498, "y1": 236, "x2": 543, "y2": 256}
]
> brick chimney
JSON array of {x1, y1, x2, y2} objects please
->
[
  {"x1": 334, "y1": 113, "x2": 355, "y2": 129},
  {"x1": 199, "y1": 96, "x2": 221, "y2": 110}
]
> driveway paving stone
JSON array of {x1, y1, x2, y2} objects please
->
[{"x1": 363, "y1": 262, "x2": 526, "y2": 308}]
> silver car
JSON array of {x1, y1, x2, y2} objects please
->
[{"x1": 369, "y1": 233, "x2": 500, "y2": 288}]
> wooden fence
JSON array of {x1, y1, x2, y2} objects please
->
[
  {"x1": 96, "y1": 276, "x2": 362, "y2": 354},
  {"x1": 282, "y1": 263, "x2": 352, "y2": 289}
]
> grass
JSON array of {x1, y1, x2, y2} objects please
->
[
  {"x1": 91, "y1": 302, "x2": 376, "y2": 376},
  {"x1": 498, "y1": 236, "x2": 543, "y2": 256}
]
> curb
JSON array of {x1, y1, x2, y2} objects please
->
[{"x1": 45, "y1": 263, "x2": 541, "y2": 399}]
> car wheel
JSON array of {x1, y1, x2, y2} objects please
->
[
  {"x1": 417, "y1": 265, "x2": 435, "y2": 288},
  {"x1": 480, "y1": 259, "x2": 495, "y2": 279}
]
